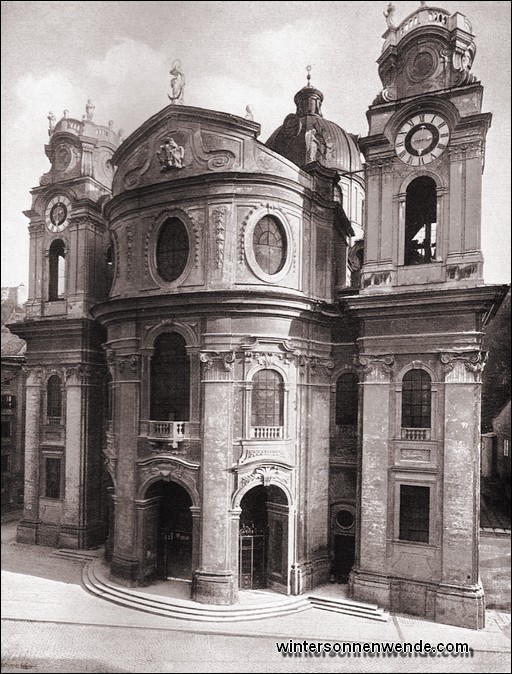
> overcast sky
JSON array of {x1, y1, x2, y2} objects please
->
[{"x1": 1, "y1": 1, "x2": 510, "y2": 288}]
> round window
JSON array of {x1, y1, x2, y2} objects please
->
[
  {"x1": 252, "y1": 215, "x2": 287, "y2": 275},
  {"x1": 336, "y1": 509, "x2": 354, "y2": 529},
  {"x1": 156, "y1": 218, "x2": 189, "y2": 283}
]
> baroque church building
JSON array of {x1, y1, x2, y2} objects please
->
[{"x1": 11, "y1": 3, "x2": 507, "y2": 629}]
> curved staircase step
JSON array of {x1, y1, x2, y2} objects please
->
[{"x1": 82, "y1": 560, "x2": 310, "y2": 622}]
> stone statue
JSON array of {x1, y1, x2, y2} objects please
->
[
  {"x1": 85, "y1": 99, "x2": 95, "y2": 121},
  {"x1": 48, "y1": 111, "x2": 56, "y2": 135},
  {"x1": 118, "y1": 129, "x2": 125, "y2": 142},
  {"x1": 383, "y1": 2, "x2": 396, "y2": 27},
  {"x1": 168, "y1": 60, "x2": 185, "y2": 105},
  {"x1": 157, "y1": 137, "x2": 185, "y2": 171},
  {"x1": 244, "y1": 105, "x2": 254, "y2": 121}
]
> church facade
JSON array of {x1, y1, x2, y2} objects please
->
[{"x1": 11, "y1": 4, "x2": 507, "y2": 629}]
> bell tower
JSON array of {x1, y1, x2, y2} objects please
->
[
  {"x1": 345, "y1": 4, "x2": 507, "y2": 630},
  {"x1": 359, "y1": 4, "x2": 490, "y2": 291},
  {"x1": 13, "y1": 103, "x2": 120, "y2": 549}
]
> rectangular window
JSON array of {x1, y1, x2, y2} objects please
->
[
  {"x1": 504, "y1": 439, "x2": 510, "y2": 457},
  {"x1": 1, "y1": 419, "x2": 12, "y2": 438},
  {"x1": 399, "y1": 485, "x2": 430, "y2": 543},
  {"x1": 45, "y1": 457, "x2": 62, "y2": 499},
  {"x1": 1, "y1": 395, "x2": 16, "y2": 410}
]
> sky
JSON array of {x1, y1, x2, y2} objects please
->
[{"x1": 1, "y1": 0, "x2": 511, "y2": 288}]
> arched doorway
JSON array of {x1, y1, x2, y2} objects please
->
[
  {"x1": 239, "y1": 484, "x2": 289, "y2": 592},
  {"x1": 145, "y1": 480, "x2": 193, "y2": 580}
]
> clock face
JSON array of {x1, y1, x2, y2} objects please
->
[
  {"x1": 395, "y1": 114, "x2": 450, "y2": 166},
  {"x1": 45, "y1": 195, "x2": 71, "y2": 232}
]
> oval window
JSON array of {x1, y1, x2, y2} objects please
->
[
  {"x1": 156, "y1": 218, "x2": 189, "y2": 282},
  {"x1": 252, "y1": 215, "x2": 287, "y2": 275}
]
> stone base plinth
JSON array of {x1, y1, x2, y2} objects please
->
[
  {"x1": 435, "y1": 582, "x2": 485, "y2": 630},
  {"x1": 58, "y1": 522, "x2": 105, "y2": 550},
  {"x1": 349, "y1": 569, "x2": 391, "y2": 607},
  {"x1": 291, "y1": 556, "x2": 331, "y2": 595},
  {"x1": 16, "y1": 519, "x2": 40, "y2": 545},
  {"x1": 110, "y1": 554, "x2": 140, "y2": 586},
  {"x1": 192, "y1": 570, "x2": 235, "y2": 605}
]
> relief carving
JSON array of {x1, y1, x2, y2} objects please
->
[
  {"x1": 190, "y1": 130, "x2": 236, "y2": 171},
  {"x1": 157, "y1": 137, "x2": 185, "y2": 171},
  {"x1": 126, "y1": 224, "x2": 134, "y2": 281},
  {"x1": 212, "y1": 209, "x2": 226, "y2": 269},
  {"x1": 358, "y1": 354, "x2": 395, "y2": 377},
  {"x1": 200, "y1": 351, "x2": 236, "y2": 372},
  {"x1": 238, "y1": 464, "x2": 291, "y2": 490}
]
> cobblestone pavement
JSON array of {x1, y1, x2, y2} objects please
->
[
  {"x1": 2, "y1": 521, "x2": 510, "y2": 673},
  {"x1": 1, "y1": 620, "x2": 511, "y2": 673}
]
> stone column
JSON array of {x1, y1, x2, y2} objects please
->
[
  {"x1": 17, "y1": 367, "x2": 44, "y2": 544},
  {"x1": 350, "y1": 354, "x2": 394, "y2": 607},
  {"x1": 193, "y1": 351, "x2": 235, "y2": 604},
  {"x1": 109, "y1": 350, "x2": 141, "y2": 584},
  {"x1": 436, "y1": 351, "x2": 486, "y2": 629},
  {"x1": 58, "y1": 366, "x2": 85, "y2": 548}
]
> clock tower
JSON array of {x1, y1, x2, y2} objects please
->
[
  {"x1": 13, "y1": 104, "x2": 120, "y2": 549},
  {"x1": 345, "y1": 5, "x2": 506, "y2": 629}
]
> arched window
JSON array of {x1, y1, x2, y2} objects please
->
[
  {"x1": 251, "y1": 370, "x2": 284, "y2": 430},
  {"x1": 47, "y1": 375, "x2": 62, "y2": 423},
  {"x1": 253, "y1": 215, "x2": 287, "y2": 275},
  {"x1": 156, "y1": 218, "x2": 189, "y2": 282},
  {"x1": 401, "y1": 369, "x2": 431, "y2": 429},
  {"x1": 336, "y1": 373, "x2": 359, "y2": 426},
  {"x1": 405, "y1": 177, "x2": 437, "y2": 265},
  {"x1": 48, "y1": 240, "x2": 66, "y2": 300},
  {"x1": 150, "y1": 332, "x2": 190, "y2": 421}
]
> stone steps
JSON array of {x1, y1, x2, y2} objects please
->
[
  {"x1": 308, "y1": 594, "x2": 389, "y2": 622},
  {"x1": 53, "y1": 549, "x2": 101, "y2": 562},
  {"x1": 82, "y1": 560, "x2": 388, "y2": 622},
  {"x1": 82, "y1": 560, "x2": 311, "y2": 622}
]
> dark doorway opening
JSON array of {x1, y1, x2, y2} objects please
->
[
  {"x1": 239, "y1": 484, "x2": 288, "y2": 591},
  {"x1": 146, "y1": 480, "x2": 193, "y2": 580},
  {"x1": 333, "y1": 534, "x2": 355, "y2": 583}
]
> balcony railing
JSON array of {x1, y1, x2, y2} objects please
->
[
  {"x1": 401, "y1": 427, "x2": 431, "y2": 441},
  {"x1": 336, "y1": 424, "x2": 357, "y2": 438},
  {"x1": 47, "y1": 417, "x2": 62, "y2": 426},
  {"x1": 148, "y1": 421, "x2": 188, "y2": 448},
  {"x1": 250, "y1": 426, "x2": 284, "y2": 440}
]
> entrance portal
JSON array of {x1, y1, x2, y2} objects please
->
[
  {"x1": 146, "y1": 480, "x2": 193, "y2": 580},
  {"x1": 333, "y1": 534, "x2": 355, "y2": 583},
  {"x1": 239, "y1": 484, "x2": 289, "y2": 591}
]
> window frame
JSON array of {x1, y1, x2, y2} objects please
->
[
  {"x1": 243, "y1": 206, "x2": 293, "y2": 284},
  {"x1": 46, "y1": 374, "x2": 63, "y2": 424},
  {"x1": 397, "y1": 483, "x2": 431, "y2": 544},
  {"x1": 245, "y1": 366, "x2": 289, "y2": 441},
  {"x1": 149, "y1": 211, "x2": 196, "y2": 289},
  {"x1": 41, "y1": 452, "x2": 64, "y2": 500}
]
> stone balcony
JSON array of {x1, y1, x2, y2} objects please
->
[
  {"x1": 250, "y1": 426, "x2": 284, "y2": 440},
  {"x1": 401, "y1": 427, "x2": 431, "y2": 441}
]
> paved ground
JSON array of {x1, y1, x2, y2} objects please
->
[{"x1": 1, "y1": 520, "x2": 511, "y2": 673}]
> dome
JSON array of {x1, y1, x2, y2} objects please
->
[{"x1": 266, "y1": 83, "x2": 362, "y2": 174}]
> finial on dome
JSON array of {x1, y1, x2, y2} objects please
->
[{"x1": 306, "y1": 65, "x2": 312, "y2": 87}]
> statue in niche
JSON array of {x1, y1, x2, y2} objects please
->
[
  {"x1": 157, "y1": 137, "x2": 185, "y2": 171},
  {"x1": 383, "y1": 2, "x2": 396, "y2": 27},
  {"x1": 168, "y1": 60, "x2": 185, "y2": 104}
]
